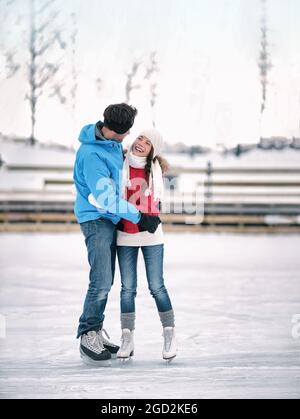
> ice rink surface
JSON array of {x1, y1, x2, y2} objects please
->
[{"x1": 0, "y1": 232, "x2": 299, "y2": 399}]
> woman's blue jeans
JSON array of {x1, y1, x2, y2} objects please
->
[{"x1": 117, "y1": 244, "x2": 173, "y2": 314}]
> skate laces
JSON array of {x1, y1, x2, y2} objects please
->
[
  {"x1": 86, "y1": 331, "x2": 105, "y2": 352},
  {"x1": 98, "y1": 328, "x2": 118, "y2": 348},
  {"x1": 100, "y1": 328, "x2": 110, "y2": 340},
  {"x1": 98, "y1": 329, "x2": 110, "y2": 343}
]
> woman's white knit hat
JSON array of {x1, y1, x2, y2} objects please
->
[{"x1": 139, "y1": 128, "x2": 163, "y2": 157}]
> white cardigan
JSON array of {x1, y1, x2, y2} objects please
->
[{"x1": 117, "y1": 223, "x2": 164, "y2": 247}]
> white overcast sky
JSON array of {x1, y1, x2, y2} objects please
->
[{"x1": 0, "y1": 0, "x2": 300, "y2": 148}]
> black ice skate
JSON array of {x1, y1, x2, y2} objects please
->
[{"x1": 80, "y1": 330, "x2": 111, "y2": 366}]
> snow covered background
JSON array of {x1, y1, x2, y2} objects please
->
[
  {"x1": 0, "y1": 232, "x2": 299, "y2": 399},
  {"x1": 1, "y1": 0, "x2": 300, "y2": 147}
]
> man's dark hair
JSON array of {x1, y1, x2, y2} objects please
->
[{"x1": 103, "y1": 103, "x2": 138, "y2": 134}]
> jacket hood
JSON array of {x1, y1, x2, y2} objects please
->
[{"x1": 79, "y1": 122, "x2": 117, "y2": 146}]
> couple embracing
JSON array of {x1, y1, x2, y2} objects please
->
[{"x1": 73, "y1": 103, "x2": 177, "y2": 366}]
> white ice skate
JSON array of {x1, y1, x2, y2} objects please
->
[
  {"x1": 162, "y1": 327, "x2": 177, "y2": 363},
  {"x1": 117, "y1": 329, "x2": 134, "y2": 362}
]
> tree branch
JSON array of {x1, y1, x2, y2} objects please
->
[
  {"x1": 36, "y1": 0, "x2": 56, "y2": 15},
  {"x1": 5, "y1": 52, "x2": 20, "y2": 78},
  {"x1": 36, "y1": 63, "x2": 60, "y2": 88}
]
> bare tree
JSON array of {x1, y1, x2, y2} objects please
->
[
  {"x1": 145, "y1": 51, "x2": 159, "y2": 127},
  {"x1": 4, "y1": 51, "x2": 20, "y2": 77},
  {"x1": 70, "y1": 12, "x2": 78, "y2": 119},
  {"x1": 27, "y1": 0, "x2": 67, "y2": 145},
  {"x1": 96, "y1": 77, "x2": 102, "y2": 93},
  {"x1": 144, "y1": 51, "x2": 159, "y2": 80},
  {"x1": 258, "y1": 0, "x2": 272, "y2": 136},
  {"x1": 1, "y1": 0, "x2": 67, "y2": 145},
  {"x1": 125, "y1": 53, "x2": 159, "y2": 125},
  {"x1": 0, "y1": 0, "x2": 20, "y2": 77},
  {"x1": 125, "y1": 61, "x2": 141, "y2": 103}
]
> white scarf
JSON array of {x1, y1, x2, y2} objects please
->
[
  {"x1": 128, "y1": 152, "x2": 147, "y2": 169},
  {"x1": 122, "y1": 151, "x2": 164, "y2": 201}
]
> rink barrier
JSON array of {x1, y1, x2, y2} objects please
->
[
  {"x1": 6, "y1": 164, "x2": 300, "y2": 175},
  {"x1": 0, "y1": 212, "x2": 300, "y2": 231},
  {"x1": 1, "y1": 162, "x2": 300, "y2": 231},
  {"x1": 1, "y1": 222, "x2": 300, "y2": 234}
]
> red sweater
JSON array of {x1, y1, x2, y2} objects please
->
[{"x1": 120, "y1": 166, "x2": 160, "y2": 234}]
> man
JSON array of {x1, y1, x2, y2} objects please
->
[{"x1": 73, "y1": 103, "x2": 161, "y2": 365}]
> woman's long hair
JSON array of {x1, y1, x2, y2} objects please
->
[{"x1": 145, "y1": 147, "x2": 170, "y2": 181}]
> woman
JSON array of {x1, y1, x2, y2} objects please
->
[{"x1": 115, "y1": 128, "x2": 177, "y2": 362}]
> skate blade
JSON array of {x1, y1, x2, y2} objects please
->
[
  {"x1": 117, "y1": 351, "x2": 134, "y2": 363},
  {"x1": 163, "y1": 355, "x2": 176, "y2": 364},
  {"x1": 80, "y1": 351, "x2": 111, "y2": 367},
  {"x1": 117, "y1": 357, "x2": 133, "y2": 364}
]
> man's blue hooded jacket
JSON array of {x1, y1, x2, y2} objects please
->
[{"x1": 73, "y1": 122, "x2": 141, "y2": 225}]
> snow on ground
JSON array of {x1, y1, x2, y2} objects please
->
[{"x1": 0, "y1": 232, "x2": 300, "y2": 399}]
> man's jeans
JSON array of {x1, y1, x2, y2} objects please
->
[
  {"x1": 117, "y1": 244, "x2": 173, "y2": 314},
  {"x1": 77, "y1": 218, "x2": 117, "y2": 338}
]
